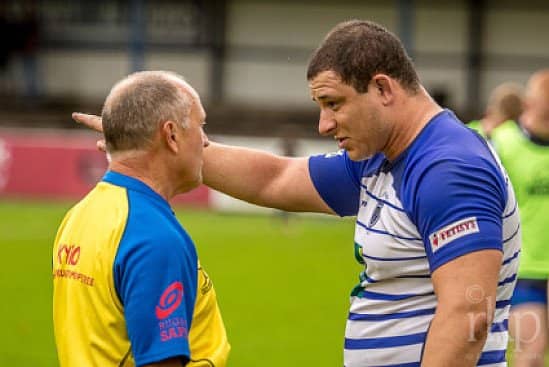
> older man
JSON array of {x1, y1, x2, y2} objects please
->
[{"x1": 54, "y1": 71, "x2": 229, "y2": 367}]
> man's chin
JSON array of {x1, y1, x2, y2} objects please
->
[{"x1": 347, "y1": 150, "x2": 372, "y2": 162}]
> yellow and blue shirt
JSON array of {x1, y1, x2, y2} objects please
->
[{"x1": 53, "y1": 171, "x2": 229, "y2": 367}]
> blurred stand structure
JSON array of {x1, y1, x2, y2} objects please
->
[
  {"x1": 0, "y1": 0, "x2": 548, "y2": 137},
  {"x1": 0, "y1": 1, "x2": 40, "y2": 98},
  {"x1": 1, "y1": 0, "x2": 548, "y2": 212}
]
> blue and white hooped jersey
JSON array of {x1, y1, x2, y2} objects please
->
[{"x1": 309, "y1": 110, "x2": 521, "y2": 367}]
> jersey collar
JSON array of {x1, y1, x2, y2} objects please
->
[{"x1": 102, "y1": 170, "x2": 171, "y2": 208}]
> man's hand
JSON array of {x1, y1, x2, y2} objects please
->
[{"x1": 72, "y1": 112, "x2": 106, "y2": 151}]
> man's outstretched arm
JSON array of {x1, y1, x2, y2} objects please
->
[
  {"x1": 202, "y1": 142, "x2": 333, "y2": 213},
  {"x1": 73, "y1": 113, "x2": 334, "y2": 214}
]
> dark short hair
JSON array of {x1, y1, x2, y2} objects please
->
[
  {"x1": 102, "y1": 71, "x2": 191, "y2": 152},
  {"x1": 307, "y1": 20, "x2": 420, "y2": 93}
]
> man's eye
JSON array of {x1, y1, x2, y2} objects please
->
[{"x1": 327, "y1": 101, "x2": 338, "y2": 109}]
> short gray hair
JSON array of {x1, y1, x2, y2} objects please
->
[{"x1": 102, "y1": 70, "x2": 192, "y2": 152}]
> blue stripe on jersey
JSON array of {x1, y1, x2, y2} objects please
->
[
  {"x1": 502, "y1": 249, "x2": 520, "y2": 265},
  {"x1": 502, "y1": 201, "x2": 518, "y2": 219},
  {"x1": 496, "y1": 299, "x2": 511, "y2": 309},
  {"x1": 503, "y1": 224, "x2": 521, "y2": 244},
  {"x1": 477, "y1": 350, "x2": 507, "y2": 365},
  {"x1": 345, "y1": 332, "x2": 427, "y2": 349},
  {"x1": 349, "y1": 307, "x2": 436, "y2": 321},
  {"x1": 360, "y1": 272, "x2": 378, "y2": 283},
  {"x1": 361, "y1": 186, "x2": 405, "y2": 212},
  {"x1": 491, "y1": 319, "x2": 508, "y2": 332},
  {"x1": 361, "y1": 273, "x2": 433, "y2": 282},
  {"x1": 356, "y1": 220, "x2": 422, "y2": 241},
  {"x1": 355, "y1": 290, "x2": 435, "y2": 301},
  {"x1": 498, "y1": 274, "x2": 517, "y2": 287},
  {"x1": 370, "y1": 363, "x2": 420, "y2": 367}
]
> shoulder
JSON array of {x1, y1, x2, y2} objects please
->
[
  {"x1": 406, "y1": 111, "x2": 501, "y2": 179},
  {"x1": 117, "y1": 190, "x2": 196, "y2": 265},
  {"x1": 400, "y1": 111, "x2": 507, "y2": 212},
  {"x1": 466, "y1": 120, "x2": 485, "y2": 137},
  {"x1": 113, "y1": 191, "x2": 198, "y2": 304}
]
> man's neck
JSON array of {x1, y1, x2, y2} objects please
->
[
  {"x1": 384, "y1": 89, "x2": 444, "y2": 161},
  {"x1": 109, "y1": 152, "x2": 175, "y2": 201}
]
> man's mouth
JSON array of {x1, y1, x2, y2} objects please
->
[{"x1": 336, "y1": 137, "x2": 348, "y2": 149}]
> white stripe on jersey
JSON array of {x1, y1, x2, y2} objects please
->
[{"x1": 344, "y1": 342, "x2": 423, "y2": 366}]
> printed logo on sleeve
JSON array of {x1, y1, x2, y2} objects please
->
[
  {"x1": 429, "y1": 217, "x2": 479, "y2": 253},
  {"x1": 156, "y1": 281, "x2": 188, "y2": 342},
  {"x1": 52, "y1": 243, "x2": 94, "y2": 286},
  {"x1": 156, "y1": 281, "x2": 184, "y2": 320}
]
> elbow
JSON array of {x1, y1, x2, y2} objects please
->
[
  {"x1": 437, "y1": 297, "x2": 496, "y2": 343},
  {"x1": 467, "y1": 310, "x2": 492, "y2": 343},
  {"x1": 466, "y1": 289, "x2": 496, "y2": 343}
]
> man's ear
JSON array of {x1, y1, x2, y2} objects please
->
[
  {"x1": 162, "y1": 120, "x2": 179, "y2": 153},
  {"x1": 371, "y1": 74, "x2": 395, "y2": 106}
]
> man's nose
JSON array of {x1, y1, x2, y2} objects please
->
[
  {"x1": 202, "y1": 129, "x2": 210, "y2": 147},
  {"x1": 318, "y1": 109, "x2": 336, "y2": 136}
]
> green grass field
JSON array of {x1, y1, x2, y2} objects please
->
[
  {"x1": 2, "y1": 199, "x2": 545, "y2": 366},
  {"x1": 0, "y1": 199, "x2": 357, "y2": 366}
]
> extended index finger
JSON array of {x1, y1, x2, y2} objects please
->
[{"x1": 72, "y1": 112, "x2": 104, "y2": 133}]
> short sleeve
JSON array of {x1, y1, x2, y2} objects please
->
[
  {"x1": 308, "y1": 150, "x2": 366, "y2": 216},
  {"x1": 114, "y1": 231, "x2": 198, "y2": 366},
  {"x1": 405, "y1": 156, "x2": 507, "y2": 272}
]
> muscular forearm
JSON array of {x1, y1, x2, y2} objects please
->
[
  {"x1": 421, "y1": 308, "x2": 491, "y2": 366},
  {"x1": 202, "y1": 142, "x2": 331, "y2": 213},
  {"x1": 203, "y1": 142, "x2": 286, "y2": 206}
]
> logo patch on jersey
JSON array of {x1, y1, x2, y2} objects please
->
[
  {"x1": 156, "y1": 281, "x2": 184, "y2": 320},
  {"x1": 57, "y1": 244, "x2": 81, "y2": 265},
  {"x1": 369, "y1": 199, "x2": 385, "y2": 226},
  {"x1": 429, "y1": 217, "x2": 479, "y2": 253},
  {"x1": 52, "y1": 243, "x2": 95, "y2": 286}
]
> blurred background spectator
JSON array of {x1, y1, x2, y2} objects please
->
[
  {"x1": 491, "y1": 69, "x2": 549, "y2": 367},
  {"x1": 468, "y1": 82, "x2": 524, "y2": 139}
]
